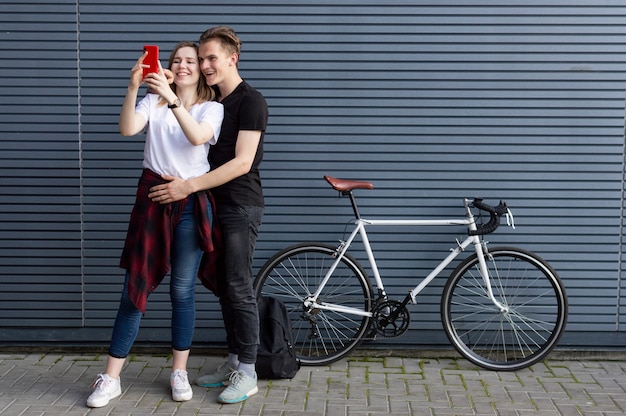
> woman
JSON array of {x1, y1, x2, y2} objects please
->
[{"x1": 86, "y1": 41, "x2": 224, "y2": 408}]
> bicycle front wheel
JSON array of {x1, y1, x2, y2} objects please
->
[
  {"x1": 254, "y1": 243, "x2": 373, "y2": 365},
  {"x1": 441, "y1": 246, "x2": 567, "y2": 371}
]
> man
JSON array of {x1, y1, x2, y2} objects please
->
[{"x1": 149, "y1": 26, "x2": 268, "y2": 404}]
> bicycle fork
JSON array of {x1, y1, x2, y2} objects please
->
[
  {"x1": 472, "y1": 239, "x2": 510, "y2": 314},
  {"x1": 463, "y1": 199, "x2": 510, "y2": 314}
]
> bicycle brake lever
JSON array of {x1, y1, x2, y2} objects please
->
[{"x1": 505, "y1": 207, "x2": 516, "y2": 229}]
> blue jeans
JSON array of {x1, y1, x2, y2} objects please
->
[
  {"x1": 216, "y1": 204, "x2": 264, "y2": 365},
  {"x1": 108, "y1": 195, "x2": 211, "y2": 358}
]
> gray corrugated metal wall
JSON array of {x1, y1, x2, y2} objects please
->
[
  {"x1": 1, "y1": 0, "x2": 626, "y2": 350},
  {"x1": 0, "y1": 1, "x2": 83, "y2": 329}
]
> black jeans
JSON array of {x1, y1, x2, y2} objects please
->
[{"x1": 215, "y1": 204, "x2": 264, "y2": 364}]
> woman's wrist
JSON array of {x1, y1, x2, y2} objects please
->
[{"x1": 167, "y1": 97, "x2": 181, "y2": 108}]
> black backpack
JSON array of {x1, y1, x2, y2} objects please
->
[{"x1": 256, "y1": 296, "x2": 301, "y2": 379}]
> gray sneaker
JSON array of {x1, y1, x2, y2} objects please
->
[
  {"x1": 195, "y1": 362, "x2": 235, "y2": 387},
  {"x1": 171, "y1": 369, "x2": 193, "y2": 401},
  {"x1": 217, "y1": 371, "x2": 258, "y2": 404},
  {"x1": 86, "y1": 374, "x2": 121, "y2": 408}
]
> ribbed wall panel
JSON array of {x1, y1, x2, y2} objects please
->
[
  {"x1": 0, "y1": 0, "x2": 82, "y2": 328},
  {"x1": 1, "y1": 0, "x2": 625, "y2": 348}
]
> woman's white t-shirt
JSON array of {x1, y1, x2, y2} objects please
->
[{"x1": 135, "y1": 93, "x2": 224, "y2": 180}]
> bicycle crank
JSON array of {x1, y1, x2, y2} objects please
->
[{"x1": 371, "y1": 299, "x2": 410, "y2": 337}]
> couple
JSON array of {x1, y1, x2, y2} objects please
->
[{"x1": 86, "y1": 26, "x2": 268, "y2": 408}]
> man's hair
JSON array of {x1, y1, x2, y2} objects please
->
[{"x1": 199, "y1": 26, "x2": 242, "y2": 60}]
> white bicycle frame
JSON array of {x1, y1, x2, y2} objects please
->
[{"x1": 304, "y1": 198, "x2": 510, "y2": 317}]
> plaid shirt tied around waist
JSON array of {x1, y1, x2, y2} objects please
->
[{"x1": 119, "y1": 169, "x2": 219, "y2": 313}]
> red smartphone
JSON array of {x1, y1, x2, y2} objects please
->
[{"x1": 142, "y1": 45, "x2": 159, "y2": 78}]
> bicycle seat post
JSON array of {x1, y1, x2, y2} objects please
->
[{"x1": 344, "y1": 190, "x2": 361, "y2": 219}]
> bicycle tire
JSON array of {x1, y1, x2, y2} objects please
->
[
  {"x1": 254, "y1": 243, "x2": 374, "y2": 365},
  {"x1": 441, "y1": 246, "x2": 567, "y2": 371}
]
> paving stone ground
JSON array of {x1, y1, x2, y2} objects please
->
[{"x1": 1, "y1": 351, "x2": 625, "y2": 415}]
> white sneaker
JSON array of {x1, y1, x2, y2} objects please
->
[
  {"x1": 86, "y1": 374, "x2": 121, "y2": 408},
  {"x1": 217, "y1": 370, "x2": 258, "y2": 404},
  {"x1": 171, "y1": 369, "x2": 193, "y2": 401}
]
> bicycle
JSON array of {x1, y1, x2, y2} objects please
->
[{"x1": 254, "y1": 175, "x2": 567, "y2": 371}]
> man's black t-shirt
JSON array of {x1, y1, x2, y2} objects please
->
[{"x1": 209, "y1": 81, "x2": 268, "y2": 207}]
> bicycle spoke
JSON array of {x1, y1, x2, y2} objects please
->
[
  {"x1": 255, "y1": 244, "x2": 373, "y2": 365},
  {"x1": 442, "y1": 247, "x2": 567, "y2": 371}
]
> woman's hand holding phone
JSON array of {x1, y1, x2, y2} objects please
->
[
  {"x1": 128, "y1": 45, "x2": 174, "y2": 94},
  {"x1": 143, "y1": 61, "x2": 175, "y2": 100},
  {"x1": 139, "y1": 45, "x2": 173, "y2": 84}
]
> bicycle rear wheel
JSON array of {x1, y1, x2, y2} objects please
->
[
  {"x1": 254, "y1": 243, "x2": 373, "y2": 365},
  {"x1": 441, "y1": 246, "x2": 567, "y2": 371}
]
